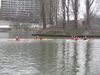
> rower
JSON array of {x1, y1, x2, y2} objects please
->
[
  {"x1": 16, "y1": 36, "x2": 20, "y2": 41},
  {"x1": 83, "y1": 36, "x2": 87, "y2": 40}
]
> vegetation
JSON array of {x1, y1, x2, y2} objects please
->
[{"x1": 37, "y1": 0, "x2": 100, "y2": 35}]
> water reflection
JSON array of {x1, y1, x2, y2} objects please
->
[{"x1": 0, "y1": 39, "x2": 100, "y2": 75}]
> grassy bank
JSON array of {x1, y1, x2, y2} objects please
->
[{"x1": 35, "y1": 26, "x2": 100, "y2": 36}]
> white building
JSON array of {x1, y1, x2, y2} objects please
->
[
  {"x1": 1, "y1": 0, "x2": 40, "y2": 23},
  {"x1": 0, "y1": 20, "x2": 11, "y2": 32}
]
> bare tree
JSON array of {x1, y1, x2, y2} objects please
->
[
  {"x1": 53, "y1": 0, "x2": 59, "y2": 25},
  {"x1": 71, "y1": 0, "x2": 79, "y2": 29},
  {"x1": 46, "y1": 0, "x2": 59, "y2": 25},
  {"x1": 66, "y1": 0, "x2": 70, "y2": 24},
  {"x1": 40, "y1": 0, "x2": 47, "y2": 29},
  {"x1": 55, "y1": 0, "x2": 59, "y2": 25},
  {"x1": 62, "y1": 0, "x2": 66, "y2": 28},
  {"x1": 85, "y1": 0, "x2": 94, "y2": 30},
  {"x1": 48, "y1": 0, "x2": 54, "y2": 25}
]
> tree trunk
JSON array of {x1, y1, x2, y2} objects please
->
[
  {"x1": 62, "y1": 0, "x2": 66, "y2": 28},
  {"x1": 49, "y1": 0, "x2": 54, "y2": 25},
  {"x1": 74, "y1": 0, "x2": 78, "y2": 29},
  {"x1": 55, "y1": 0, "x2": 58, "y2": 26},
  {"x1": 86, "y1": 0, "x2": 94, "y2": 30},
  {"x1": 66, "y1": 0, "x2": 70, "y2": 25},
  {"x1": 41, "y1": 0, "x2": 47, "y2": 29},
  {"x1": 86, "y1": 0, "x2": 90, "y2": 30},
  {"x1": 71, "y1": 0, "x2": 79, "y2": 29}
]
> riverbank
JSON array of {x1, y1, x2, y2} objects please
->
[{"x1": 36, "y1": 26, "x2": 100, "y2": 36}]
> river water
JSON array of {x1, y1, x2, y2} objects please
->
[{"x1": 0, "y1": 39, "x2": 100, "y2": 75}]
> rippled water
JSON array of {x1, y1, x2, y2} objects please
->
[{"x1": 0, "y1": 39, "x2": 100, "y2": 75}]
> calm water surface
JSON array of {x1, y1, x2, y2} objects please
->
[{"x1": 0, "y1": 39, "x2": 100, "y2": 75}]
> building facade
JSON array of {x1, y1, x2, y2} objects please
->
[{"x1": 1, "y1": 0, "x2": 40, "y2": 23}]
